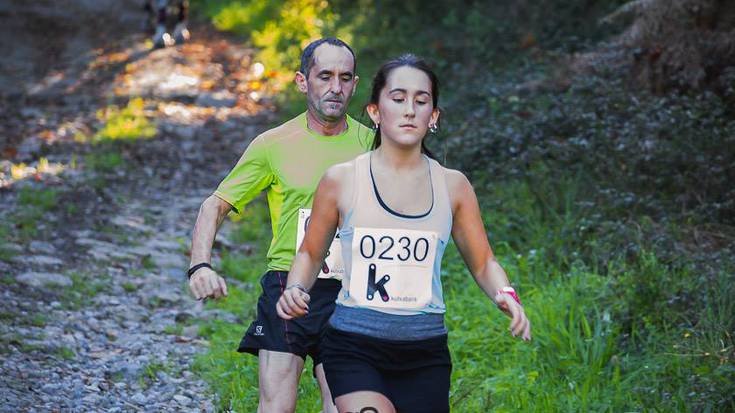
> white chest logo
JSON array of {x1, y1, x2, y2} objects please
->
[
  {"x1": 297, "y1": 209, "x2": 344, "y2": 279},
  {"x1": 350, "y1": 227, "x2": 437, "y2": 310}
]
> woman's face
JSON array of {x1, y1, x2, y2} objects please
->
[{"x1": 369, "y1": 66, "x2": 439, "y2": 149}]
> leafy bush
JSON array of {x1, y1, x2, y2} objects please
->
[
  {"x1": 92, "y1": 98, "x2": 157, "y2": 143},
  {"x1": 602, "y1": 0, "x2": 735, "y2": 92}
]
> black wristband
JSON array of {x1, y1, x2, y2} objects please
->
[{"x1": 187, "y1": 262, "x2": 212, "y2": 279}]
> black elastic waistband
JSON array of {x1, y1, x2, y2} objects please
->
[{"x1": 265, "y1": 271, "x2": 341, "y2": 290}]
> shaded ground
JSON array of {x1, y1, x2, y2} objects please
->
[{"x1": 0, "y1": 1, "x2": 275, "y2": 411}]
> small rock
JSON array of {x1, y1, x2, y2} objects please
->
[
  {"x1": 173, "y1": 394, "x2": 192, "y2": 406},
  {"x1": 29, "y1": 241, "x2": 57, "y2": 254},
  {"x1": 20, "y1": 107, "x2": 43, "y2": 118},
  {"x1": 16, "y1": 136, "x2": 43, "y2": 161},
  {"x1": 151, "y1": 253, "x2": 185, "y2": 268},
  {"x1": 182, "y1": 325, "x2": 198, "y2": 339},
  {"x1": 162, "y1": 267, "x2": 183, "y2": 278},
  {"x1": 130, "y1": 391, "x2": 147, "y2": 405},
  {"x1": 110, "y1": 362, "x2": 142, "y2": 381},
  {"x1": 16, "y1": 271, "x2": 72, "y2": 287},
  {"x1": 195, "y1": 90, "x2": 236, "y2": 108},
  {"x1": 84, "y1": 383, "x2": 101, "y2": 393},
  {"x1": 13, "y1": 255, "x2": 64, "y2": 267},
  {"x1": 145, "y1": 239, "x2": 182, "y2": 251},
  {"x1": 174, "y1": 312, "x2": 193, "y2": 323},
  {"x1": 40, "y1": 383, "x2": 60, "y2": 394}
]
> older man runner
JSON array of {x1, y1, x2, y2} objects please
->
[{"x1": 187, "y1": 38, "x2": 372, "y2": 412}]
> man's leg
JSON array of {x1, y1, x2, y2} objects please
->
[
  {"x1": 173, "y1": 0, "x2": 190, "y2": 43},
  {"x1": 315, "y1": 363, "x2": 338, "y2": 413},
  {"x1": 258, "y1": 350, "x2": 305, "y2": 413},
  {"x1": 152, "y1": 0, "x2": 173, "y2": 47}
]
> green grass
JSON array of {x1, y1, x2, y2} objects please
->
[
  {"x1": 85, "y1": 151, "x2": 124, "y2": 174},
  {"x1": 140, "y1": 361, "x2": 177, "y2": 388},
  {"x1": 62, "y1": 272, "x2": 111, "y2": 309},
  {"x1": 55, "y1": 346, "x2": 76, "y2": 360},
  {"x1": 29, "y1": 314, "x2": 47, "y2": 327},
  {"x1": 141, "y1": 255, "x2": 156, "y2": 270},
  {"x1": 189, "y1": 181, "x2": 735, "y2": 412},
  {"x1": 11, "y1": 187, "x2": 60, "y2": 240},
  {"x1": 163, "y1": 324, "x2": 184, "y2": 336},
  {"x1": 0, "y1": 224, "x2": 15, "y2": 261},
  {"x1": 122, "y1": 282, "x2": 138, "y2": 293}
]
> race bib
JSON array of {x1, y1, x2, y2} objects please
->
[
  {"x1": 297, "y1": 209, "x2": 344, "y2": 279},
  {"x1": 349, "y1": 227, "x2": 437, "y2": 310}
]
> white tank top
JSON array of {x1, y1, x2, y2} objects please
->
[{"x1": 335, "y1": 152, "x2": 453, "y2": 316}]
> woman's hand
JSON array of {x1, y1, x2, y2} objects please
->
[
  {"x1": 494, "y1": 293, "x2": 532, "y2": 341},
  {"x1": 276, "y1": 286, "x2": 311, "y2": 320}
]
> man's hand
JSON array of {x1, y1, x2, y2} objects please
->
[
  {"x1": 276, "y1": 287, "x2": 310, "y2": 320},
  {"x1": 189, "y1": 267, "x2": 228, "y2": 300},
  {"x1": 494, "y1": 293, "x2": 532, "y2": 341}
]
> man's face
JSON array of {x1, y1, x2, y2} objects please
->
[{"x1": 300, "y1": 44, "x2": 358, "y2": 122}]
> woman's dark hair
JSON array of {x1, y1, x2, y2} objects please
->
[{"x1": 368, "y1": 54, "x2": 440, "y2": 160}]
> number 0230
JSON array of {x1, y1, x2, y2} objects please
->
[{"x1": 358, "y1": 234, "x2": 430, "y2": 262}]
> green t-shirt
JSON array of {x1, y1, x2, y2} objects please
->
[{"x1": 214, "y1": 112, "x2": 373, "y2": 271}]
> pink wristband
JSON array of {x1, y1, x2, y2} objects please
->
[{"x1": 497, "y1": 286, "x2": 522, "y2": 306}]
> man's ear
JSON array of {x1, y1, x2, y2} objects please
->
[
  {"x1": 351, "y1": 75, "x2": 360, "y2": 96},
  {"x1": 294, "y1": 71, "x2": 308, "y2": 94}
]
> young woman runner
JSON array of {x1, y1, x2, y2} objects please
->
[{"x1": 276, "y1": 54, "x2": 531, "y2": 413}]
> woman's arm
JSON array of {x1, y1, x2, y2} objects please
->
[
  {"x1": 276, "y1": 165, "x2": 344, "y2": 320},
  {"x1": 448, "y1": 170, "x2": 531, "y2": 341}
]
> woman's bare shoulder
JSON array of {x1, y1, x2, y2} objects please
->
[
  {"x1": 323, "y1": 159, "x2": 357, "y2": 185},
  {"x1": 441, "y1": 166, "x2": 471, "y2": 192}
]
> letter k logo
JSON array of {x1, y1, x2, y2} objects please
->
[{"x1": 366, "y1": 263, "x2": 390, "y2": 302}]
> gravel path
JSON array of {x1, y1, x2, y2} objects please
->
[{"x1": 0, "y1": 1, "x2": 274, "y2": 411}]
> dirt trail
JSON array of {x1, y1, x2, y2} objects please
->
[{"x1": 0, "y1": 1, "x2": 274, "y2": 411}]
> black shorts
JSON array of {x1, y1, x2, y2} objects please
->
[
  {"x1": 321, "y1": 327, "x2": 452, "y2": 413},
  {"x1": 237, "y1": 271, "x2": 341, "y2": 365}
]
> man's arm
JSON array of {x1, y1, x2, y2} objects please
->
[
  {"x1": 189, "y1": 133, "x2": 273, "y2": 300},
  {"x1": 188, "y1": 194, "x2": 232, "y2": 300}
]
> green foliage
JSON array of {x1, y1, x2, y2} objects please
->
[
  {"x1": 140, "y1": 361, "x2": 176, "y2": 388},
  {"x1": 10, "y1": 187, "x2": 60, "y2": 240},
  {"x1": 163, "y1": 323, "x2": 184, "y2": 336},
  {"x1": 91, "y1": 98, "x2": 157, "y2": 143},
  {"x1": 194, "y1": 0, "x2": 734, "y2": 410},
  {"x1": 0, "y1": 224, "x2": 15, "y2": 261},
  {"x1": 193, "y1": 0, "x2": 353, "y2": 95},
  {"x1": 55, "y1": 346, "x2": 76, "y2": 360},
  {"x1": 62, "y1": 272, "x2": 111, "y2": 310},
  {"x1": 121, "y1": 281, "x2": 138, "y2": 293},
  {"x1": 85, "y1": 151, "x2": 124, "y2": 173},
  {"x1": 18, "y1": 186, "x2": 59, "y2": 210},
  {"x1": 29, "y1": 313, "x2": 47, "y2": 327}
]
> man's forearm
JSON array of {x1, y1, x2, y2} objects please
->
[{"x1": 190, "y1": 195, "x2": 231, "y2": 266}]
